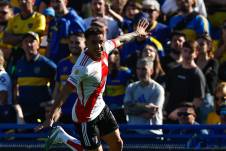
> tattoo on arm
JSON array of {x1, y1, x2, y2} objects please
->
[{"x1": 115, "y1": 32, "x2": 139, "y2": 47}]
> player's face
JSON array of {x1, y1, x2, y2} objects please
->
[
  {"x1": 86, "y1": 33, "x2": 105, "y2": 59},
  {"x1": 69, "y1": 35, "x2": 85, "y2": 56},
  {"x1": 22, "y1": 35, "x2": 39, "y2": 56}
]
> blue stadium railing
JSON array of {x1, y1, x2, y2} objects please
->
[{"x1": 0, "y1": 124, "x2": 226, "y2": 151}]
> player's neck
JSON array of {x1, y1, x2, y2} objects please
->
[{"x1": 85, "y1": 50, "x2": 102, "y2": 61}]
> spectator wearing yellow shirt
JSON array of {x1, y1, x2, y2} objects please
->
[
  {"x1": 3, "y1": 0, "x2": 46, "y2": 46},
  {"x1": 0, "y1": 0, "x2": 13, "y2": 60}
]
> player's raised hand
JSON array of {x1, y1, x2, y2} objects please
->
[{"x1": 135, "y1": 19, "x2": 149, "y2": 36}]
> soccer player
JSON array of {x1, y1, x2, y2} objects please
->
[{"x1": 35, "y1": 19, "x2": 149, "y2": 151}]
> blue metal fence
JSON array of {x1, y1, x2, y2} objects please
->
[{"x1": 0, "y1": 124, "x2": 226, "y2": 150}]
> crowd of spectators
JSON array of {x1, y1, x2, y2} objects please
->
[{"x1": 0, "y1": 0, "x2": 226, "y2": 140}]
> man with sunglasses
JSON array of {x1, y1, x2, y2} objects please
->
[
  {"x1": 141, "y1": 0, "x2": 170, "y2": 47},
  {"x1": 169, "y1": 102, "x2": 208, "y2": 147}
]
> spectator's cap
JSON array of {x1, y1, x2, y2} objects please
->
[
  {"x1": 142, "y1": 0, "x2": 160, "y2": 11},
  {"x1": 133, "y1": 12, "x2": 150, "y2": 26},
  {"x1": 220, "y1": 101, "x2": 226, "y2": 115},
  {"x1": 24, "y1": 31, "x2": 40, "y2": 43},
  {"x1": 42, "y1": 7, "x2": 55, "y2": 17},
  {"x1": 197, "y1": 33, "x2": 212, "y2": 42}
]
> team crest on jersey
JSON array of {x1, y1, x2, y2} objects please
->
[
  {"x1": 34, "y1": 67, "x2": 41, "y2": 74},
  {"x1": 28, "y1": 23, "x2": 33, "y2": 29}
]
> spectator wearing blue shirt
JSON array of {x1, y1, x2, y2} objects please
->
[
  {"x1": 142, "y1": 0, "x2": 171, "y2": 47},
  {"x1": 14, "y1": 32, "x2": 56, "y2": 123},
  {"x1": 48, "y1": 0, "x2": 86, "y2": 63}
]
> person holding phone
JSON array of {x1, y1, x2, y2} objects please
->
[{"x1": 124, "y1": 57, "x2": 165, "y2": 135}]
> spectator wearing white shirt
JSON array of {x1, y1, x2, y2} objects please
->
[{"x1": 161, "y1": 0, "x2": 207, "y2": 17}]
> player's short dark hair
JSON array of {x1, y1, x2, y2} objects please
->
[
  {"x1": 85, "y1": 27, "x2": 105, "y2": 39},
  {"x1": 69, "y1": 31, "x2": 84, "y2": 38}
]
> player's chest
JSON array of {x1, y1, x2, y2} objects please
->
[{"x1": 87, "y1": 60, "x2": 108, "y2": 83}]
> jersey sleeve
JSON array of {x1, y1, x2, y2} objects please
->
[
  {"x1": 67, "y1": 65, "x2": 86, "y2": 87},
  {"x1": 103, "y1": 40, "x2": 117, "y2": 54}
]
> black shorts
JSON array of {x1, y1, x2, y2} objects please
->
[{"x1": 74, "y1": 105, "x2": 119, "y2": 150}]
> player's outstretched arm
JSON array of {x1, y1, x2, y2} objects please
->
[
  {"x1": 114, "y1": 19, "x2": 149, "y2": 47},
  {"x1": 35, "y1": 82, "x2": 74, "y2": 131}
]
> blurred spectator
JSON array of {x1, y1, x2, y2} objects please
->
[
  {"x1": 39, "y1": 7, "x2": 55, "y2": 56},
  {"x1": 84, "y1": 0, "x2": 121, "y2": 39},
  {"x1": 207, "y1": 82, "x2": 226, "y2": 124},
  {"x1": 124, "y1": 57, "x2": 165, "y2": 135},
  {"x1": 104, "y1": 49, "x2": 132, "y2": 124},
  {"x1": 3, "y1": 0, "x2": 46, "y2": 45},
  {"x1": 168, "y1": 0, "x2": 209, "y2": 41},
  {"x1": 142, "y1": 0, "x2": 171, "y2": 47},
  {"x1": 168, "y1": 102, "x2": 208, "y2": 147},
  {"x1": 3, "y1": 0, "x2": 46, "y2": 78},
  {"x1": 111, "y1": 0, "x2": 128, "y2": 15},
  {"x1": 0, "y1": 49, "x2": 16, "y2": 123},
  {"x1": 120, "y1": 12, "x2": 165, "y2": 67},
  {"x1": 36, "y1": 0, "x2": 51, "y2": 13},
  {"x1": 219, "y1": 61, "x2": 226, "y2": 82},
  {"x1": 196, "y1": 34, "x2": 219, "y2": 123},
  {"x1": 161, "y1": 0, "x2": 207, "y2": 18},
  {"x1": 106, "y1": 0, "x2": 142, "y2": 33},
  {"x1": 0, "y1": 0, "x2": 13, "y2": 61},
  {"x1": 14, "y1": 32, "x2": 56, "y2": 123},
  {"x1": 52, "y1": 32, "x2": 85, "y2": 123},
  {"x1": 196, "y1": 34, "x2": 219, "y2": 95},
  {"x1": 141, "y1": 44, "x2": 166, "y2": 87},
  {"x1": 0, "y1": 49, "x2": 12, "y2": 105},
  {"x1": 205, "y1": 0, "x2": 226, "y2": 42},
  {"x1": 219, "y1": 102, "x2": 226, "y2": 124},
  {"x1": 121, "y1": 1, "x2": 141, "y2": 33},
  {"x1": 165, "y1": 41, "x2": 206, "y2": 122},
  {"x1": 161, "y1": 31, "x2": 186, "y2": 74},
  {"x1": 47, "y1": 0, "x2": 86, "y2": 63},
  {"x1": 214, "y1": 20, "x2": 226, "y2": 64}
]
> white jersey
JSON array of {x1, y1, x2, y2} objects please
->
[
  {"x1": 0, "y1": 69, "x2": 12, "y2": 104},
  {"x1": 67, "y1": 40, "x2": 116, "y2": 123}
]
